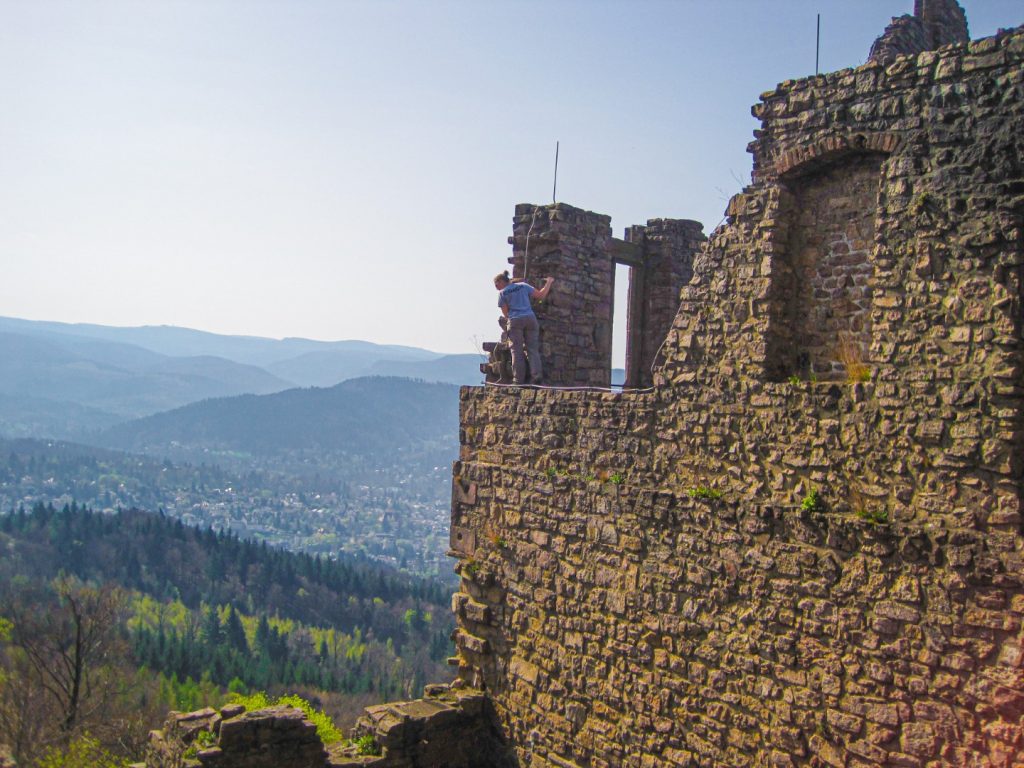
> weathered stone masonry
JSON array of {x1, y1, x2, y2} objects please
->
[
  {"x1": 495, "y1": 204, "x2": 704, "y2": 389},
  {"x1": 452, "y1": 17, "x2": 1024, "y2": 768},
  {"x1": 870, "y1": 0, "x2": 969, "y2": 66}
]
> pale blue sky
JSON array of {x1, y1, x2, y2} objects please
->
[{"x1": 1, "y1": 0, "x2": 1020, "y2": 356}]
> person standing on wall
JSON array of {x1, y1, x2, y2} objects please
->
[{"x1": 494, "y1": 270, "x2": 554, "y2": 385}]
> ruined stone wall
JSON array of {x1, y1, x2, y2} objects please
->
[
  {"x1": 453, "y1": 441, "x2": 1024, "y2": 766},
  {"x1": 625, "y1": 219, "x2": 705, "y2": 387},
  {"x1": 144, "y1": 687, "x2": 512, "y2": 768},
  {"x1": 503, "y1": 205, "x2": 703, "y2": 388},
  {"x1": 451, "y1": 23, "x2": 1024, "y2": 768},
  {"x1": 869, "y1": 0, "x2": 969, "y2": 64},
  {"x1": 145, "y1": 705, "x2": 329, "y2": 768},
  {"x1": 509, "y1": 205, "x2": 615, "y2": 388},
  {"x1": 769, "y1": 154, "x2": 881, "y2": 380}
]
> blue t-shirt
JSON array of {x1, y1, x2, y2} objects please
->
[{"x1": 498, "y1": 282, "x2": 536, "y2": 319}]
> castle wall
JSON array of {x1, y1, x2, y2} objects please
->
[
  {"x1": 452, "y1": 24, "x2": 1024, "y2": 768},
  {"x1": 625, "y1": 219, "x2": 704, "y2": 387},
  {"x1": 769, "y1": 153, "x2": 882, "y2": 380},
  {"x1": 509, "y1": 205, "x2": 616, "y2": 388},
  {"x1": 503, "y1": 205, "x2": 703, "y2": 388},
  {"x1": 869, "y1": 0, "x2": 969, "y2": 64}
]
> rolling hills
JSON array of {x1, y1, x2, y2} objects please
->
[
  {"x1": 0, "y1": 316, "x2": 484, "y2": 438},
  {"x1": 95, "y1": 376, "x2": 459, "y2": 463}
]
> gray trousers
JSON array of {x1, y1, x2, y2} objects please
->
[{"x1": 508, "y1": 314, "x2": 542, "y2": 384}]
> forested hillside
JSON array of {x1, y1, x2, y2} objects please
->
[
  {"x1": 0, "y1": 503, "x2": 454, "y2": 765},
  {"x1": 94, "y1": 376, "x2": 459, "y2": 475},
  {"x1": 0, "y1": 503, "x2": 452, "y2": 679}
]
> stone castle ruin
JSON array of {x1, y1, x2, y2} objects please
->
[
  {"x1": 142, "y1": 2, "x2": 1024, "y2": 767},
  {"x1": 450, "y1": 1, "x2": 1024, "y2": 766},
  {"x1": 483, "y1": 207, "x2": 705, "y2": 389}
]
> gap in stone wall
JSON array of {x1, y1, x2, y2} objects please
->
[{"x1": 612, "y1": 262, "x2": 630, "y2": 386}]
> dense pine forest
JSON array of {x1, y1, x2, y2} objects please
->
[{"x1": 0, "y1": 503, "x2": 455, "y2": 766}]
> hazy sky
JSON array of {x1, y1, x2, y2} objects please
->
[{"x1": 2, "y1": 0, "x2": 1020, "y2": 356}]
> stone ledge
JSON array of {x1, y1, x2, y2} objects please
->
[
  {"x1": 337, "y1": 683, "x2": 512, "y2": 768},
  {"x1": 145, "y1": 704, "x2": 327, "y2": 768}
]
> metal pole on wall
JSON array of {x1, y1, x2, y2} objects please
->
[
  {"x1": 553, "y1": 141, "x2": 559, "y2": 204},
  {"x1": 816, "y1": 14, "x2": 821, "y2": 75}
]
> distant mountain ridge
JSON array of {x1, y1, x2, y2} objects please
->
[
  {"x1": 0, "y1": 316, "x2": 484, "y2": 439},
  {"x1": 0, "y1": 329, "x2": 293, "y2": 419},
  {"x1": 95, "y1": 376, "x2": 460, "y2": 474},
  {"x1": 0, "y1": 316, "x2": 438, "y2": 367}
]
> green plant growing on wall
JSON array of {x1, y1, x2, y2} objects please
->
[
  {"x1": 847, "y1": 484, "x2": 888, "y2": 525},
  {"x1": 545, "y1": 466, "x2": 557, "y2": 479},
  {"x1": 229, "y1": 692, "x2": 344, "y2": 745},
  {"x1": 687, "y1": 486, "x2": 723, "y2": 500},
  {"x1": 355, "y1": 733, "x2": 382, "y2": 756},
  {"x1": 462, "y1": 558, "x2": 481, "y2": 577},
  {"x1": 608, "y1": 473, "x2": 626, "y2": 485},
  {"x1": 788, "y1": 374, "x2": 802, "y2": 385},
  {"x1": 183, "y1": 730, "x2": 217, "y2": 759},
  {"x1": 276, "y1": 695, "x2": 345, "y2": 744},
  {"x1": 910, "y1": 191, "x2": 934, "y2": 217},
  {"x1": 855, "y1": 507, "x2": 889, "y2": 525},
  {"x1": 197, "y1": 730, "x2": 217, "y2": 748},
  {"x1": 800, "y1": 489, "x2": 824, "y2": 513}
]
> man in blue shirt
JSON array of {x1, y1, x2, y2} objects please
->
[{"x1": 494, "y1": 270, "x2": 555, "y2": 385}]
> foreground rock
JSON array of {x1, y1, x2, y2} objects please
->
[{"x1": 143, "y1": 684, "x2": 511, "y2": 768}]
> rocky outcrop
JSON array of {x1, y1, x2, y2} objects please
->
[
  {"x1": 145, "y1": 705, "x2": 327, "y2": 768},
  {"x1": 144, "y1": 685, "x2": 511, "y2": 768},
  {"x1": 337, "y1": 683, "x2": 513, "y2": 767}
]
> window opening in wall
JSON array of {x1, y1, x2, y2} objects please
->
[{"x1": 611, "y1": 262, "x2": 630, "y2": 388}]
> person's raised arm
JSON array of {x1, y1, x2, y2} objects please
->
[{"x1": 532, "y1": 277, "x2": 555, "y2": 302}]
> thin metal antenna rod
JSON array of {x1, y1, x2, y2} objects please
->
[
  {"x1": 816, "y1": 14, "x2": 821, "y2": 75},
  {"x1": 552, "y1": 141, "x2": 560, "y2": 204}
]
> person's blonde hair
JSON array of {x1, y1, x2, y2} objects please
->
[{"x1": 493, "y1": 270, "x2": 511, "y2": 285}]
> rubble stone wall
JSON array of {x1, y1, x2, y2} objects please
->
[
  {"x1": 627, "y1": 219, "x2": 705, "y2": 386},
  {"x1": 504, "y1": 204, "x2": 703, "y2": 388},
  {"x1": 509, "y1": 204, "x2": 615, "y2": 388},
  {"x1": 347, "y1": 685, "x2": 514, "y2": 768},
  {"x1": 144, "y1": 689, "x2": 513, "y2": 768},
  {"x1": 869, "y1": 0, "x2": 969, "y2": 64},
  {"x1": 771, "y1": 153, "x2": 882, "y2": 380},
  {"x1": 452, "y1": 23, "x2": 1024, "y2": 768},
  {"x1": 144, "y1": 705, "x2": 328, "y2": 768}
]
